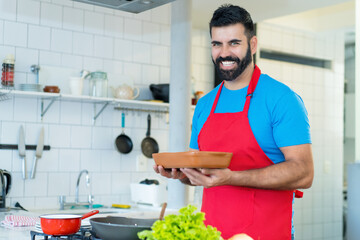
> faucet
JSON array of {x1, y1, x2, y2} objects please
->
[{"x1": 59, "y1": 169, "x2": 94, "y2": 210}]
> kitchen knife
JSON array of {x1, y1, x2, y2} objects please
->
[
  {"x1": 18, "y1": 125, "x2": 26, "y2": 180},
  {"x1": 30, "y1": 127, "x2": 44, "y2": 179}
]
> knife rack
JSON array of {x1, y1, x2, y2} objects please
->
[{"x1": 0, "y1": 144, "x2": 51, "y2": 151}]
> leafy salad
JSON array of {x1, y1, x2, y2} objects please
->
[{"x1": 138, "y1": 204, "x2": 222, "y2": 240}]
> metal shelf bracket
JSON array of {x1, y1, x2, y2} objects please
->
[
  {"x1": 93, "y1": 102, "x2": 110, "y2": 124},
  {"x1": 41, "y1": 98, "x2": 57, "y2": 120}
]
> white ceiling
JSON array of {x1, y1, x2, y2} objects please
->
[{"x1": 191, "y1": 0, "x2": 354, "y2": 29}]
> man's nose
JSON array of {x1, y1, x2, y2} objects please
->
[{"x1": 219, "y1": 45, "x2": 232, "y2": 57}]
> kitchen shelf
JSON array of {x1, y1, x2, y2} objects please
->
[{"x1": 0, "y1": 89, "x2": 170, "y2": 122}]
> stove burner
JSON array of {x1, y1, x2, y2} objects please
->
[{"x1": 30, "y1": 228, "x2": 97, "y2": 240}]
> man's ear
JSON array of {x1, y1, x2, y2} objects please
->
[{"x1": 250, "y1": 36, "x2": 257, "y2": 55}]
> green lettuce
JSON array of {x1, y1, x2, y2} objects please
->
[{"x1": 138, "y1": 205, "x2": 222, "y2": 240}]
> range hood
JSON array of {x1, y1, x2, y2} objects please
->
[{"x1": 72, "y1": 0, "x2": 175, "y2": 13}]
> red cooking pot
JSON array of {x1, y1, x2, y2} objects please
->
[{"x1": 40, "y1": 210, "x2": 99, "y2": 235}]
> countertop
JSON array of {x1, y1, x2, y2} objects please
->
[{"x1": 0, "y1": 205, "x2": 176, "y2": 240}]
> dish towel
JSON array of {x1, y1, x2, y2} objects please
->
[{"x1": 1, "y1": 215, "x2": 39, "y2": 227}]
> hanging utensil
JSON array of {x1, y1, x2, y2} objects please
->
[
  {"x1": 115, "y1": 113, "x2": 133, "y2": 154},
  {"x1": 18, "y1": 126, "x2": 26, "y2": 180},
  {"x1": 159, "y1": 202, "x2": 167, "y2": 220},
  {"x1": 141, "y1": 114, "x2": 159, "y2": 158},
  {"x1": 30, "y1": 127, "x2": 44, "y2": 179}
]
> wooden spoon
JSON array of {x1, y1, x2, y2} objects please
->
[{"x1": 159, "y1": 202, "x2": 167, "y2": 220}]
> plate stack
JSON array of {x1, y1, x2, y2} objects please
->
[{"x1": 19, "y1": 84, "x2": 42, "y2": 92}]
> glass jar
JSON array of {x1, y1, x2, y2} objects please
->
[
  {"x1": 89, "y1": 71, "x2": 108, "y2": 97},
  {"x1": 1, "y1": 54, "x2": 15, "y2": 88}
]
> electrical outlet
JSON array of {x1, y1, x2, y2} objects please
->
[{"x1": 136, "y1": 155, "x2": 148, "y2": 172}]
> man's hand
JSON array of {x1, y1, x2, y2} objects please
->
[
  {"x1": 153, "y1": 165, "x2": 187, "y2": 180},
  {"x1": 180, "y1": 168, "x2": 232, "y2": 188}
]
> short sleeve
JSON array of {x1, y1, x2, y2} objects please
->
[
  {"x1": 189, "y1": 105, "x2": 201, "y2": 150},
  {"x1": 272, "y1": 91, "x2": 311, "y2": 147}
]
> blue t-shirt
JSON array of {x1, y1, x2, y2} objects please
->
[{"x1": 190, "y1": 73, "x2": 311, "y2": 164}]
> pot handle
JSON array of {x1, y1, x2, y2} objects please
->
[{"x1": 82, "y1": 210, "x2": 99, "y2": 219}]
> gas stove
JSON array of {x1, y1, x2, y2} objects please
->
[{"x1": 30, "y1": 228, "x2": 102, "y2": 240}]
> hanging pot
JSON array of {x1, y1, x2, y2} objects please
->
[
  {"x1": 141, "y1": 114, "x2": 159, "y2": 158},
  {"x1": 115, "y1": 113, "x2": 133, "y2": 154}
]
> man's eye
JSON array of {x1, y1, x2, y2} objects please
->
[
  {"x1": 231, "y1": 42, "x2": 240, "y2": 46},
  {"x1": 212, "y1": 43, "x2": 220, "y2": 47}
]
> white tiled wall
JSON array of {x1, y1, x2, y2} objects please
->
[
  {"x1": 0, "y1": 0, "x2": 174, "y2": 209},
  {"x1": 256, "y1": 22, "x2": 344, "y2": 240}
]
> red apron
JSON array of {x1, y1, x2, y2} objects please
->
[{"x1": 198, "y1": 66, "x2": 296, "y2": 240}]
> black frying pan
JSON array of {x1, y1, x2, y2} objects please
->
[
  {"x1": 90, "y1": 216, "x2": 157, "y2": 240},
  {"x1": 141, "y1": 114, "x2": 159, "y2": 158},
  {"x1": 115, "y1": 113, "x2": 133, "y2": 154}
]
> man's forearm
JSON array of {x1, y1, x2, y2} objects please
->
[{"x1": 229, "y1": 159, "x2": 313, "y2": 190}]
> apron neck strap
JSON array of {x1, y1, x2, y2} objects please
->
[
  {"x1": 211, "y1": 65, "x2": 261, "y2": 114},
  {"x1": 243, "y1": 65, "x2": 261, "y2": 113}
]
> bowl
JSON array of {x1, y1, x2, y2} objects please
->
[
  {"x1": 43, "y1": 85, "x2": 60, "y2": 93},
  {"x1": 149, "y1": 84, "x2": 169, "y2": 103},
  {"x1": 152, "y1": 151, "x2": 233, "y2": 169}
]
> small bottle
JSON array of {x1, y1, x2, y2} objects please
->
[{"x1": 1, "y1": 54, "x2": 15, "y2": 87}]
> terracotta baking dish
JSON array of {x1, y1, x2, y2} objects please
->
[{"x1": 152, "y1": 151, "x2": 233, "y2": 168}]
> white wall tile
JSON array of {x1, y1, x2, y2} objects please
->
[
  {"x1": 34, "y1": 197, "x2": 58, "y2": 209},
  {"x1": 124, "y1": 18, "x2": 142, "y2": 41},
  {"x1": 114, "y1": 39, "x2": 133, "y2": 61},
  {"x1": 61, "y1": 54, "x2": 83, "y2": 69},
  {"x1": 60, "y1": 101, "x2": 81, "y2": 124},
  {"x1": 123, "y1": 62, "x2": 141, "y2": 84},
  {"x1": 0, "y1": 20, "x2": 3, "y2": 44},
  {"x1": 104, "y1": 15, "x2": 123, "y2": 38},
  {"x1": 142, "y1": 22, "x2": 160, "y2": 44},
  {"x1": 51, "y1": 29, "x2": 73, "y2": 53},
  {"x1": 0, "y1": 0, "x2": 17, "y2": 21},
  {"x1": 40, "y1": 2, "x2": 62, "y2": 28},
  {"x1": 17, "y1": 0, "x2": 40, "y2": 24},
  {"x1": 28, "y1": 25, "x2": 51, "y2": 50},
  {"x1": 7, "y1": 173, "x2": 24, "y2": 197},
  {"x1": 15, "y1": 48, "x2": 39, "y2": 72},
  {"x1": 111, "y1": 172, "x2": 131, "y2": 194},
  {"x1": 37, "y1": 149, "x2": 59, "y2": 172},
  {"x1": 0, "y1": 150, "x2": 12, "y2": 171},
  {"x1": 141, "y1": 65, "x2": 159, "y2": 85},
  {"x1": 160, "y1": 24, "x2": 170, "y2": 46},
  {"x1": 83, "y1": 56, "x2": 103, "y2": 72},
  {"x1": 84, "y1": 11, "x2": 104, "y2": 35},
  {"x1": 94, "y1": 5, "x2": 114, "y2": 14},
  {"x1": 70, "y1": 126, "x2": 92, "y2": 148},
  {"x1": 24, "y1": 172, "x2": 48, "y2": 196},
  {"x1": 59, "y1": 149, "x2": 80, "y2": 171},
  {"x1": 92, "y1": 127, "x2": 113, "y2": 149},
  {"x1": 94, "y1": 35, "x2": 113, "y2": 59},
  {"x1": 103, "y1": 60, "x2": 123, "y2": 75},
  {"x1": 48, "y1": 125, "x2": 71, "y2": 148},
  {"x1": 151, "y1": 45, "x2": 169, "y2": 67},
  {"x1": 63, "y1": 7, "x2": 84, "y2": 31},
  {"x1": 80, "y1": 149, "x2": 101, "y2": 172},
  {"x1": 73, "y1": 32, "x2": 94, "y2": 56},
  {"x1": 100, "y1": 150, "x2": 121, "y2": 172},
  {"x1": 0, "y1": 97, "x2": 14, "y2": 121},
  {"x1": 13, "y1": 97, "x2": 37, "y2": 122},
  {"x1": 91, "y1": 172, "x2": 111, "y2": 195},
  {"x1": 133, "y1": 42, "x2": 150, "y2": 64},
  {"x1": 39, "y1": 51, "x2": 62, "y2": 66},
  {"x1": 4, "y1": 21, "x2": 27, "y2": 47},
  {"x1": 48, "y1": 172, "x2": 70, "y2": 196}
]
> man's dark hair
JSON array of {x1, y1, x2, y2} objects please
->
[{"x1": 209, "y1": 4, "x2": 255, "y2": 40}]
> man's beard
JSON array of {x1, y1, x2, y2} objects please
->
[{"x1": 213, "y1": 45, "x2": 252, "y2": 81}]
